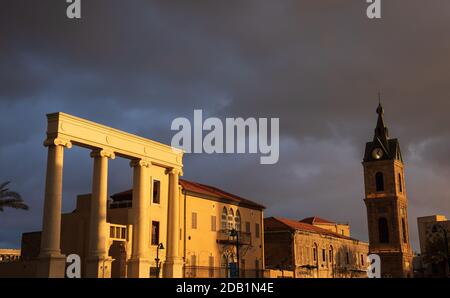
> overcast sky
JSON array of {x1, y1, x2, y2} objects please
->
[{"x1": 1, "y1": 0, "x2": 450, "y2": 252}]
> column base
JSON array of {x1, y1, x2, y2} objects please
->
[
  {"x1": 163, "y1": 257, "x2": 184, "y2": 278},
  {"x1": 85, "y1": 256, "x2": 112, "y2": 278},
  {"x1": 36, "y1": 252, "x2": 66, "y2": 278},
  {"x1": 127, "y1": 257, "x2": 151, "y2": 278}
]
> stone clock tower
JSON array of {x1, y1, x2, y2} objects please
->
[{"x1": 363, "y1": 103, "x2": 413, "y2": 278}]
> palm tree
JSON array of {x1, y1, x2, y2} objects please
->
[{"x1": 0, "y1": 181, "x2": 29, "y2": 212}]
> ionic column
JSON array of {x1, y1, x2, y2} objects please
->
[
  {"x1": 127, "y1": 159, "x2": 151, "y2": 278},
  {"x1": 86, "y1": 149, "x2": 115, "y2": 278},
  {"x1": 163, "y1": 167, "x2": 183, "y2": 277},
  {"x1": 37, "y1": 138, "x2": 72, "y2": 278}
]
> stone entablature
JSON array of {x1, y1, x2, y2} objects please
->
[{"x1": 46, "y1": 112, "x2": 183, "y2": 168}]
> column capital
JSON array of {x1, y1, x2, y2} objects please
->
[
  {"x1": 43, "y1": 138, "x2": 72, "y2": 149},
  {"x1": 129, "y1": 159, "x2": 151, "y2": 168},
  {"x1": 90, "y1": 149, "x2": 115, "y2": 160},
  {"x1": 167, "y1": 167, "x2": 183, "y2": 176}
]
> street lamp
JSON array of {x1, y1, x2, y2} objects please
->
[
  {"x1": 230, "y1": 228, "x2": 240, "y2": 278},
  {"x1": 432, "y1": 224, "x2": 450, "y2": 277},
  {"x1": 155, "y1": 243, "x2": 164, "y2": 278}
]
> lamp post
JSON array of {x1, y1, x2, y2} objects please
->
[
  {"x1": 432, "y1": 224, "x2": 450, "y2": 277},
  {"x1": 155, "y1": 243, "x2": 164, "y2": 278},
  {"x1": 230, "y1": 228, "x2": 240, "y2": 278}
]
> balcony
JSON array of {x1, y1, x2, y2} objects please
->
[{"x1": 217, "y1": 229, "x2": 251, "y2": 245}]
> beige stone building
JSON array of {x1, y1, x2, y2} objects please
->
[
  {"x1": 0, "y1": 112, "x2": 264, "y2": 278},
  {"x1": 416, "y1": 215, "x2": 450, "y2": 277},
  {"x1": 264, "y1": 217, "x2": 369, "y2": 278},
  {"x1": 16, "y1": 179, "x2": 265, "y2": 278}
]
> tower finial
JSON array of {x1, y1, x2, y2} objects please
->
[{"x1": 376, "y1": 92, "x2": 384, "y2": 115}]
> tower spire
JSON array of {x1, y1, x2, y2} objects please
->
[{"x1": 374, "y1": 95, "x2": 389, "y2": 150}]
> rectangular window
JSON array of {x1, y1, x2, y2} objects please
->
[
  {"x1": 313, "y1": 247, "x2": 317, "y2": 261},
  {"x1": 152, "y1": 180, "x2": 160, "y2": 204},
  {"x1": 245, "y1": 221, "x2": 251, "y2": 233},
  {"x1": 255, "y1": 223, "x2": 260, "y2": 238},
  {"x1": 192, "y1": 212, "x2": 198, "y2": 229},
  {"x1": 322, "y1": 249, "x2": 326, "y2": 262},
  {"x1": 361, "y1": 254, "x2": 365, "y2": 266},
  {"x1": 255, "y1": 259, "x2": 260, "y2": 278},
  {"x1": 211, "y1": 216, "x2": 216, "y2": 231},
  {"x1": 209, "y1": 256, "x2": 215, "y2": 278},
  {"x1": 241, "y1": 259, "x2": 246, "y2": 278},
  {"x1": 151, "y1": 221, "x2": 160, "y2": 246},
  {"x1": 191, "y1": 255, "x2": 197, "y2": 277}
]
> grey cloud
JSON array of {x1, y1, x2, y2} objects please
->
[{"x1": 1, "y1": 1, "x2": 450, "y2": 251}]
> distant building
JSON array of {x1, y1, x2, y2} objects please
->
[
  {"x1": 417, "y1": 215, "x2": 450, "y2": 277},
  {"x1": 0, "y1": 249, "x2": 20, "y2": 262},
  {"x1": 264, "y1": 217, "x2": 369, "y2": 278},
  {"x1": 300, "y1": 217, "x2": 350, "y2": 237}
]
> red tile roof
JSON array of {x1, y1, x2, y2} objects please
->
[
  {"x1": 181, "y1": 179, "x2": 265, "y2": 210},
  {"x1": 265, "y1": 217, "x2": 355, "y2": 241},
  {"x1": 110, "y1": 179, "x2": 265, "y2": 210},
  {"x1": 300, "y1": 216, "x2": 336, "y2": 225}
]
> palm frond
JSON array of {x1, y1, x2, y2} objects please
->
[
  {"x1": 0, "y1": 181, "x2": 28, "y2": 212},
  {"x1": 0, "y1": 190, "x2": 22, "y2": 200},
  {"x1": 0, "y1": 198, "x2": 29, "y2": 210},
  {"x1": 0, "y1": 181, "x2": 10, "y2": 191}
]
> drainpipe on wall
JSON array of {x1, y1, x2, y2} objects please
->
[{"x1": 292, "y1": 231, "x2": 296, "y2": 278}]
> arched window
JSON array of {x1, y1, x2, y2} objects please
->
[
  {"x1": 398, "y1": 173, "x2": 403, "y2": 193},
  {"x1": 401, "y1": 218, "x2": 407, "y2": 243},
  {"x1": 313, "y1": 243, "x2": 318, "y2": 263},
  {"x1": 375, "y1": 172, "x2": 384, "y2": 192},
  {"x1": 329, "y1": 246, "x2": 334, "y2": 265},
  {"x1": 235, "y1": 210, "x2": 241, "y2": 231},
  {"x1": 221, "y1": 207, "x2": 228, "y2": 231},
  {"x1": 228, "y1": 208, "x2": 234, "y2": 230},
  {"x1": 378, "y1": 217, "x2": 389, "y2": 243}
]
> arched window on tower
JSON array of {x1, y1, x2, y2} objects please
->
[
  {"x1": 398, "y1": 173, "x2": 403, "y2": 193},
  {"x1": 375, "y1": 172, "x2": 384, "y2": 192},
  {"x1": 221, "y1": 207, "x2": 228, "y2": 231},
  {"x1": 378, "y1": 217, "x2": 389, "y2": 243}
]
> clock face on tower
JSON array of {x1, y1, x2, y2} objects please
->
[{"x1": 372, "y1": 148, "x2": 384, "y2": 159}]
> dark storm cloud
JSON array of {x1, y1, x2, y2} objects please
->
[{"x1": 1, "y1": 0, "x2": 450, "y2": 251}]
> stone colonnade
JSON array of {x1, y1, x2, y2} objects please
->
[{"x1": 37, "y1": 112, "x2": 183, "y2": 278}]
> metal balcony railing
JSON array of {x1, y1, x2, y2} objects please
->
[{"x1": 217, "y1": 229, "x2": 251, "y2": 245}]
